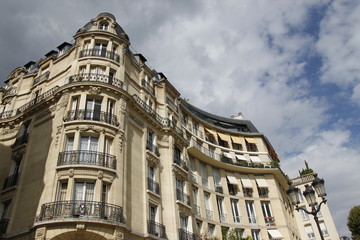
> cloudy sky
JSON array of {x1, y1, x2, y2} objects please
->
[{"x1": 1, "y1": 0, "x2": 359, "y2": 236}]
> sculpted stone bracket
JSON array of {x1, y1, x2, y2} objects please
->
[
  {"x1": 146, "y1": 155, "x2": 159, "y2": 167},
  {"x1": 172, "y1": 165, "x2": 188, "y2": 181},
  {"x1": 57, "y1": 169, "x2": 115, "y2": 182}
]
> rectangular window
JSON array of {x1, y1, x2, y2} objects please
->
[
  {"x1": 180, "y1": 215, "x2": 188, "y2": 230},
  {"x1": 1, "y1": 200, "x2": 11, "y2": 220},
  {"x1": 57, "y1": 181, "x2": 68, "y2": 201},
  {"x1": 305, "y1": 224, "x2": 315, "y2": 239},
  {"x1": 251, "y1": 230, "x2": 261, "y2": 240},
  {"x1": 221, "y1": 227, "x2": 229, "y2": 240},
  {"x1": 319, "y1": 222, "x2": 329, "y2": 236},
  {"x1": 300, "y1": 209, "x2": 309, "y2": 220},
  {"x1": 74, "y1": 182, "x2": 95, "y2": 201},
  {"x1": 85, "y1": 98, "x2": 102, "y2": 120},
  {"x1": 149, "y1": 204, "x2": 157, "y2": 221},
  {"x1": 246, "y1": 201, "x2": 257, "y2": 224},
  {"x1": 261, "y1": 201, "x2": 275, "y2": 226},
  {"x1": 258, "y1": 187, "x2": 269, "y2": 198},
  {"x1": 101, "y1": 182, "x2": 110, "y2": 203},
  {"x1": 243, "y1": 187, "x2": 253, "y2": 197},
  {"x1": 208, "y1": 224, "x2": 215, "y2": 239},
  {"x1": 231, "y1": 199, "x2": 241, "y2": 223},
  {"x1": 217, "y1": 197, "x2": 226, "y2": 222},
  {"x1": 94, "y1": 42, "x2": 107, "y2": 56},
  {"x1": 79, "y1": 136, "x2": 99, "y2": 164},
  {"x1": 200, "y1": 163, "x2": 208, "y2": 188},
  {"x1": 204, "y1": 193, "x2": 212, "y2": 220}
]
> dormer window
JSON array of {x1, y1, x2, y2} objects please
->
[{"x1": 98, "y1": 21, "x2": 109, "y2": 30}]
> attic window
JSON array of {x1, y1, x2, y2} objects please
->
[{"x1": 99, "y1": 21, "x2": 109, "y2": 30}]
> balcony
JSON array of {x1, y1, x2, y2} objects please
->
[
  {"x1": 248, "y1": 216, "x2": 258, "y2": 225},
  {"x1": 68, "y1": 73, "x2": 126, "y2": 90},
  {"x1": 233, "y1": 215, "x2": 242, "y2": 224},
  {"x1": 166, "y1": 97, "x2": 178, "y2": 113},
  {"x1": 37, "y1": 200, "x2": 124, "y2": 223},
  {"x1": 11, "y1": 133, "x2": 28, "y2": 149},
  {"x1": 146, "y1": 141, "x2": 160, "y2": 157},
  {"x1": 147, "y1": 220, "x2": 167, "y2": 239},
  {"x1": 148, "y1": 178, "x2": 160, "y2": 195},
  {"x1": 141, "y1": 79, "x2": 155, "y2": 95},
  {"x1": 2, "y1": 173, "x2": 18, "y2": 190},
  {"x1": 173, "y1": 156, "x2": 189, "y2": 171},
  {"x1": 206, "y1": 209, "x2": 213, "y2": 220},
  {"x1": 79, "y1": 49, "x2": 120, "y2": 63},
  {"x1": 178, "y1": 228, "x2": 196, "y2": 240},
  {"x1": 0, "y1": 219, "x2": 9, "y2": 235},
  {"x1": 16, "y1": 86, "x2": 59, "y2": 114},
  {"x1": 57, "y1": 150, "x2": 117, "y2": 170},
  {"x1": 63, "y1": 109, "x2": 119, "y2": 126},
  {"x1": 133, "y1": 95, "x2": 165, "y2": 125},
  {"x1": 176, "y1": 189, "x2": 190, "y2": 206},
  {"x1": 220, "y1": 213, "x2": 227, "y2": 223},
  {"x1": 264, "y1": 217, "x2": 276, "y2": 226},
  {"x1": 32, "y1": 71, "x2": 50, "y2": 86},
  {"x1": 0, "y1": 110, "x2": 14, "y2": 119}
]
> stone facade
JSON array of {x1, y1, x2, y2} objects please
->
[{"x1": 0, "y1": 12, "x2": 336, "y2": 240}]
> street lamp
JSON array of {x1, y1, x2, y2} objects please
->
[{"x1": 287, "y1": 174, "x2": 327, "y2": 240}]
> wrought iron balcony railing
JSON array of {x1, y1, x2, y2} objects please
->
[
  {"x1": 33, "y1": 71, "x2": 50, "y2": 86},
  {"x1": 132, "y1": 95, "x2": 166, "y2": 125},
  {"x1": 264, "y1": 216, "x2": 276, "y2": 226},
  {"x1": 233, "y1": 215, "x2": 242, "y2": 224},
  {"x1": 173, "y1": 156, "x2": 189, "y2": 171},
  {"x1": 2, "y1": 173, "x2": 19, "y2": 190},
  {"x1": 176, "y1": 189, "x2": 190, "y2": 205},
  {"x1": 146, "y1": 140, "x2": 160, "y2": 157},
  {"x1": 58, "y1": 150, "x2": 117, "y2": 170},
  {"x1": 148, "y1": 177, "x2": 160, "y2": 195},
  {"x1": 220, "y1": 213, "x2": 227, "y2": 223},
  {"x1": 79, "y1": 48, "x2": 120, "y2": 63},
  {"x1": 141, "y1": 79, "x2": 155, "y2": 95},
  {"x1": 248, "y1": 216, "x2": 258, "y2": 225},
  {"x1": 0, "y1": 110, "x2": 14, "y2": 119},
  {"x1": 206, "y1": 209, "x2": 213, "y2": 220},
  {"x1": 16, "y1": 86, "x2": 59, "y2": 114},
  {"x1": 68, "y1": 73, "x2": 126, "y2": 90},
  {"x1": 0, "y1": 219, "x2": 9, "y2": 235},
  {"x1": 178, "y1": 228, "x2": 196, "y2": 240},
  {"x1": 63, "y1": 109, "x2": 119, "y2": 126},
  {"x1": 37, "y1": 200, "x2": 124, "y2": 223},
  {"x1": 147, "y1": 220, "x2": 167, "y2": 238},
  {"x1": 11, "y1": 133, "x2": 28, "y2": 149}
]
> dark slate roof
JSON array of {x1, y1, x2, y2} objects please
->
[
  {"x1": 180, "y1": 100, "x2": 259, "y2": 133},
  {"x1": 77, "y1": 12, "x2": 128, "y2": 40}
]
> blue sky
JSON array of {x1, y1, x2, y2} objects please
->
[{"x1": 0, "y1": 0, "x2": 359, "y2": 236}]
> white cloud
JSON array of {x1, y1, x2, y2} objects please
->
[{"x1": 317, "y1": 1, "x2": 360, "y2": 96}]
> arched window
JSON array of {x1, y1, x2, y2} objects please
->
[{"x1": 98, "y1": 21, "x2": 109, "y2": 30}]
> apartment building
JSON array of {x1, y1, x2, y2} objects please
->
[{"x1": 0, "y1": 12, "x2": 331, "y2": 240}]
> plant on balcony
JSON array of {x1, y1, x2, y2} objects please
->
[
  {"x1": 235, "y1": 160, "x2": 248, "y2": 167},
  {"x1": 299, "y1": 160, "x2": 314, "y2": 176}
]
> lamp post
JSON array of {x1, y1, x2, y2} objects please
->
[{"x1": 287, "y1": 174, "x2": 327, "y2": 240}]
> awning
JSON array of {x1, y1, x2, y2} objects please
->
[
  {"x1": 245, "y1": 137, "x2": 256, "y2": 144},
  {"x1": 231, "y1": 135, "x2": 243, "y2": 144},
  {"x1": 240, "y1": 175, "x2": 252, "y2": 188},
  {"x1": 226, "y1": 172, "x2": 238, "y2": 185},
  {"x1": 255, "y1": 176, "x2": 268, "y2": 187},
  {"x1": 217, "y1": 132, "x2": 231, "y2": 142},
  {"x1": 235, "y1": 154, "x2": 247, "y2": 161},
  {"x1": 223, "y1": 152, "x2": 233, "y2": 159},
  {"x1": 250, "y1": 156, "x2": 262, "y2": 163},
  {"x1": 267, "y1": 229, "x2": 283, "y2": 239},
  {"x1": 205, "y1": 128, "x2": 216, "y2": 137}
]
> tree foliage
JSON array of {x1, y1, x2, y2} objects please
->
[{"x1": 348, "y1": 205, "x2": 360, "y2": 240}]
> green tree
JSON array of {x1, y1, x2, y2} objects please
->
[{"x1": 348, "y1": 205, "x2": 360, "y2": 240}]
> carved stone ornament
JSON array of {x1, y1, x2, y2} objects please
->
[
  {"x1": 115, "y1": 229, "x2": 124, "y2": 240},
  {"x1": 89, "y1": 86, "x2": 101, "y2": 95},
  {"x1": 79, "y1": 125, "x2": 100, "y2": 133},
  {"x1": 69, "y1": 169, "x2": 74, "y2": 178},
  {"x1": 76, "y1": 223, "x2": 85, "y2": 231},
  {"x1": 54, "y1": 125, "x2": 63, "y2": 148},
  {"x1": 1, "y1": 125, "x2": 19, "y2": 136},
  {"x1": 146, "y1": 155, "x2": 159, "y2": 167},
  {"x1": 98, "y1": 171, "x2": 104, "y2": 179},
  {"x1": 118, "y1": 131, "x2": 125, "y2": 153},
  {"x1": 161, "y1": 135, "x2": 169, "y2": 143},
  {"x1": 173, "y1": 166, "x2": 188, "y2": 180},
  {"x1": 35, "y1": 227, "x2": 46, "y2": 240},
  {"x1": 58, "y1": 90, "x2": 70, "y2": 109},
  {"x1": 120, "y1": 97, "x2": 127, "y2": 113}
]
